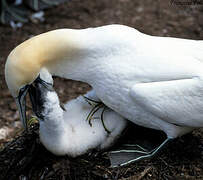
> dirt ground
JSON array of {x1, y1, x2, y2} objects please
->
[{"x1": 1, "y1": 0, "x2": 203, "y2": 179}]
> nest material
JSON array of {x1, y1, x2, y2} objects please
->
[
  {"x1": 0, "y1": 124, "x2": 113, "y2": 180},
  {"x1": 1, "y1": 122, "x2": 201, "y2": 180},
  {"x1": 0, "y1": 124, "x2": 41, "y2": 180}
]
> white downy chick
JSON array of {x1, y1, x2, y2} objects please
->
[{"x1": 31, "y1": 82, "x2": 127, "y2": 157}]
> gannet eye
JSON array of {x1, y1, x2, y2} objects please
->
[{"x1": 19, "y1": 85, "x2": 29, "y2": 94}]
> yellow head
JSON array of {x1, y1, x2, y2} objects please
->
[
  {"x1": 5, "y1": 46, "x2": 41, "y2": 97},
  {"x1": 5, "y1": 29, "x2": 79, "y2": 130}
]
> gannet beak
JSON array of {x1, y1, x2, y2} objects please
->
[
  {"x1": 14, "y1": 75, "x2": 53, "y2": 131},
  {"x1": 15, "y1": 85, "x2": 30, "y2": 131}
]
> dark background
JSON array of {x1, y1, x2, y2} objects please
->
[{"x1": 0, "y1": 0, "x2": 203, "y2": 179}]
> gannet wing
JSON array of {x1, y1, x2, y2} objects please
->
[{"x1": 130, "y1": 56, "x2": 203, "y2": 128}]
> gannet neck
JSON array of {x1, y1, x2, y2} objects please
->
[
  {"x1": 46, "y1": 25, "x2": 138, "y2": 82},
  {"x1": 5, "y1": 24, "x2": 141, "y2": 97},
  {"x1": 5, "y1": 29, "x2": 86, "y2": 96}
]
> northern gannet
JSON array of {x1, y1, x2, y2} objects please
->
[
  {"x1": 28, "y1": 78, "x2": 127, "y2": 157},
  {"x1": 5, "y1": 24, "x2": 203, "y2": 166}
]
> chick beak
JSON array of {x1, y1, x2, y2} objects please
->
[{"x1": 15, "y1": 85, "x2": 30, "y2": 131}]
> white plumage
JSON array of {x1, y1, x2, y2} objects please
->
[{"x1": 39, "y1": 89, "x2": 127, "y2": 157}]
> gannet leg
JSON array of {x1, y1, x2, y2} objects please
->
[{"x1": 109, "y1": 137, "x2": 173, "y2": 167}]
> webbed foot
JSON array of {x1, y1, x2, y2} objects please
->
[
  {"x1": 109, "y1": 137, "x2": 173, "y2": 167},
  {"x1": 108, "y1": 124, "x2": 173, "y2": 167}
]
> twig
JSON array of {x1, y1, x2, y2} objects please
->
[{"x1": 138, "y1": 166, "x2": 153, "y2": 180}]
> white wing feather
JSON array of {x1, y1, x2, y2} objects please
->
[{"x1": 130, "y1": 51, "x2": 203, "y2": 128}]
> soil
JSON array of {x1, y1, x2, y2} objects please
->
[{"x1": 0, "y1": 0, "x2": 203, "y2": 179}]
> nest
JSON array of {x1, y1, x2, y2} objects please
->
[{"x1": 1, "y1": 123, "x2": 202, "y2": 180}]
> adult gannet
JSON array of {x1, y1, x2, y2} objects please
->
[
  {"x1": 5, "y1": 24, "x2": 203, "y2": 166},
  {"x1": 28, "y1": 78, "x2": 127, "y2": 157}
]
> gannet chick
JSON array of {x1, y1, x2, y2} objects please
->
[{"x1": 29, "y1": 78, "x2": 127, "y2": 157}]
